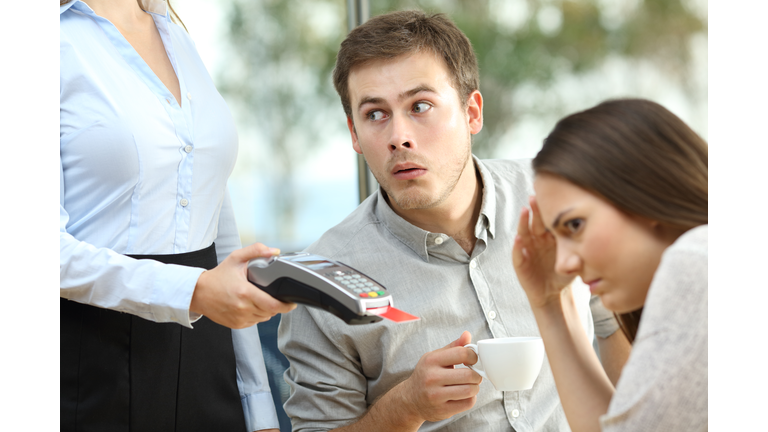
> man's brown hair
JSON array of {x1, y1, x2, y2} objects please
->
[{"x1": 333, "y1": 10, "x2": 479, "y2": 119}]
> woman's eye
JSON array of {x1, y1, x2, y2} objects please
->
[
  {"x1": 413, "y1": 102, "x2": 431, "y2": 113},
  {"x1": 367, "y1": 110, "x2": 386, "y2": 121},
  {"x1": 564, "y1": 218, "x2": 583, "y2": 234}
]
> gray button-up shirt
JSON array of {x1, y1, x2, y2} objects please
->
[{"x1": 278, "y1": 158, "x2": 595, "y2": 432}]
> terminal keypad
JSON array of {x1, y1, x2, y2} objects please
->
[{"x1": 325, "y1": 270, "x2": 386, "y2": 298}]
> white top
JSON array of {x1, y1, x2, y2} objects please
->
[{"x1": 601, "y1": 225, "x2": 708, "y2": 431}]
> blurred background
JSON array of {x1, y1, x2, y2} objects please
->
[{"x1": 173, "y1": 1, "x2": 707, "y2": 429}]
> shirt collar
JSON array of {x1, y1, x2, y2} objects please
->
[
  {"x1": 60, "y1": 0, "x2": 78, "y2": 14},
  {"x1": 373, "y1": 155, "x2": 497, "y2": 262},
  {"x1": 475, "y1": 156, "x2": 497, "y2": 239},
  {"x1": 141, "y1": 0, "x2": 168, "y2": 16},
  {"x1": 61, "y1": 0, "x2": 168, "y2": 19}
]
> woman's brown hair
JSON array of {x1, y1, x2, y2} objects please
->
[{"x1": 533, "y1": 98, "x2": 708, "y2": 342}]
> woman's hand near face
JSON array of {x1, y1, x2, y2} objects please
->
[
  {"x1": 512, "y1": 196, "x2": 575, "y2": 309},
  {"x1": 513, "y1": 196, "x2": 617, "y2": 432}
]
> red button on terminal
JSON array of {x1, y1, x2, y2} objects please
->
[{"x1": 359, "y1": 293, "x2": 369, "y2": 297}]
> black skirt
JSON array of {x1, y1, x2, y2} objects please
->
[{"x1": 60, "y1": 243, "x2": 247, "y2": 432}]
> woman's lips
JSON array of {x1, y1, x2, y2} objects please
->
[{"x1": 585, "y1": 279, "x2": 602, "y2": 293}]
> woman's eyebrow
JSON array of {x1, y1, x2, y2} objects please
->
[{"x1": 551, "y1": 207, "x2": 574, "y2": 229}]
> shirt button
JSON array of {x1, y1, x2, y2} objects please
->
[
  {"x1": 184, "y1": 145, "x2": 193, "y2": 153},
  {"x1": 511, "y1": 409, "x2": 520, "y2": 418},
  {"x1": 488, "y1": 311, "x2": 496, "y2": 320},
  {"x1": 187, "y1": 92, "x2": 192, "y2": 100},
  {"x1": 470, "y1": 260, "x2": 477, "y2": 269},
  {"x1": 434, "y1": 236, "x2": 444, "y2": 245},
  {"x1": 180, "y1": 199, "x2": 189, "y2": 207}
]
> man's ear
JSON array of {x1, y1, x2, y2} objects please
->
[
  {"x1": 347, "y1": 116, "x2": 363, "y2": 154},
  {"x1": 466, "y1": 90, "x2": 483, "y2": 135}
]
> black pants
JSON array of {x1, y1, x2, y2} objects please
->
[{"x1": 60, "y1": 243, "x2": 247, "y2": 432}]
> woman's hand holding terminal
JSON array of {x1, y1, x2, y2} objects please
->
[{"x1": 190, "y1": 242, "x2": 297, "y2": 329}]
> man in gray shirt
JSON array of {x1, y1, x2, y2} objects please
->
[{"x1": 278, "y1": 10, "x2": 624, "y2": 432}]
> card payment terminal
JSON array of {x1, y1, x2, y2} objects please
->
[{"x1": 248, "y1": 252, "x2": 418, "y2": 325}]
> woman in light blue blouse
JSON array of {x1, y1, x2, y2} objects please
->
[{"x1": 59, "y1": 1, "x2": 292, "y2": 431}]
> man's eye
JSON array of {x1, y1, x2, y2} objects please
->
[
  {"x1": 367, "y1": 110, "x2": 386, "y2": 121},
  {"x1": 413, "y1": 102, "x2": 431, "y2": 113},
  {"x1": 564, "y1": 218, "x2": 583, "y2": 233}
]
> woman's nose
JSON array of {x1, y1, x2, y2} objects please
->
[{"x1": 554, "y1": 243, "x2": 581, "y2": 275}]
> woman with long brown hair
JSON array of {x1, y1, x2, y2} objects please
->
[
  {"x1": 60, "y1": 1, "x2": 290, "y2": 430},
  {"x1": 512, "y1": 98, "x2": 707, "y2": 431}
]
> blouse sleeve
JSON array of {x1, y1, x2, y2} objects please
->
[
  {"x1": 59, "y1": 157, "x2": 204, "y2": 327},
  {"x1": 232, "y1": 325, "x2": 281, "y2": 431},
  {"x1": 213, "y1": 186, "x2": 241, "y2": 264},
  {"x1": 217, "y1": 186, "x2": 281, "y2": 430},
  {"x1": 600, "y1": 229, "x2": 708, "y2": 432}
]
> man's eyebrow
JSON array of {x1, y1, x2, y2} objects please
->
[
  {"x1": 551, "y1": 207, "x2": 574, "y2": 229},
  {"x1": 356, "y1": 85, "x2": 438, "y2": 112},
  {"x1": 357, "y1": 96, "x2": 385, "y2": 111},
  {"x1": 399, "y1": 85, "x2": 437, "y2": 100}
]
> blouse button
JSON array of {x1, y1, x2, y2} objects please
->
[
  {"x1": 180, "y1": 199, "x2": 189, "y2": 207},
  {"x1": 184, "y1": 145, "x2": 193, "y2": 153},
  {"x1": 511, "y1": 409, "x2": 520, "y2": 418},
  {"x1": 434, "y1": 236, "x2": 444, "y2": 245},
  {"x1": 488, "y1": 311, "x2": 496, "y2": 320},
  {"x1": 470, "y1": 260, "x2": 477, "y2": 269}
]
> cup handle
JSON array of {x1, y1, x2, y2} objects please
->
[{"x1": 463, "y1": 344, "x2": 487, "y2": 379}]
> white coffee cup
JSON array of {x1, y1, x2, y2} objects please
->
[{"x1": 464, "y1": 336, "x2": 544, "y2": 391}]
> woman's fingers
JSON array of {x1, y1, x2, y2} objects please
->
[
  {"x1": 529, "y1": 197, "x2": 548, "y2": 236},
  {"x1": 516, "y1": 206, "x2": 531, "y2": 238},
  {"x1": 512, "y1": 234, "x2": 526, "y2": 268},
  {"x1": 514, "y1": 205, "x2": 539, "y2": 270}
]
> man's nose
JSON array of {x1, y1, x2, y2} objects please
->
[
  {"x1": 554, "y1": 242, "x2": 581, "y2": 276},
  {"x1": 388, "y1": 114, "x2": 416, "y2": 151}
]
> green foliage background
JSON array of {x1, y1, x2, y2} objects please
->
[
  {"x1": 221, "y1": 0, "x2": 706, "y2": 158},
  {"x1": 216, "y1": 0, "x2": 706, "y2": 242}
]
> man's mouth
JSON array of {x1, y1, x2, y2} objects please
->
[{"x1": 391, "y1": 163, "x2": 427, "y2": 180}]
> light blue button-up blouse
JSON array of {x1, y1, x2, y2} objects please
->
[{"x1": 59, "y1": 1, "x2": 278, "y2": 429}]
